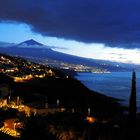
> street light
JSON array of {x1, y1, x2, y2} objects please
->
[
  {"x1": 57, "y1": 99, "x2": 60, "y2": 107},
  {"x1": 13, "y1": 122, "x2": 17, "y2": 137},
  {"x1": 88, "y1": 108, "x2": 91, "y2": 116},
  {"x1": 8, "y1": 96, "x2": 10, "y2": 103},
  {"x1": 17, "y1": 96, "x2": 19, "y2": 105}
]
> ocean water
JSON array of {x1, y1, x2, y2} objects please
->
[{"x1": 75, "y1": 72, "x2": 140, "y2": 111}]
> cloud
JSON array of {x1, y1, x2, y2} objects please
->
[
  {"x1": 47, "y1": 46, "x2": 69, "y2": 50},
  {"x1": 1, "y1": 0, "x2": 140, "y2": 48},
  {"x1": 0, "y1": 42, "x2": 15, "y2": 47}
]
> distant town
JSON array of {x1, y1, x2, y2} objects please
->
[
  {"x1": 26, "y1": 56, "x2": 110, "y2": 73},
  {"x1": 0, "y1": 54, "x2": 63, "y2": 83}
]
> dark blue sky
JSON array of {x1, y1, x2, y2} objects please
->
[{"x1": 1, "y1": 0, "x2": 140, "y2": 48}]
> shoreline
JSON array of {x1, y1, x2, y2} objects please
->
[{"x1": 75, "y1": 72, "x2": 140, "y2": 113}]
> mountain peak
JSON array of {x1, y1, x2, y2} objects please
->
[
  {"x1": 13, "y1": 39, "x2": 48, "y2": 49},
  {"x1": 19, "y1": 39, "x2": 43, "y2": 46}
]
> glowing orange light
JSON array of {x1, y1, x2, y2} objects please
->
[{"x1": 86, "y1": 116, "x2": 96, "y2": 123}]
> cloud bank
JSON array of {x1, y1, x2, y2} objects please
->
[{"x1": 1, "y1": 0, "x2": 140, "y2": 48}]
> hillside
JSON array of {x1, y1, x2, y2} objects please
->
[
  {"x1": 0, "y1": 39, "x2": 129, "y2": 72},
  {"x1": 0, "y1": 53, "x2": 131, "y2": 140},
  {"x1": 0, "y1": 53, "x2": 121, "y2": 118}
]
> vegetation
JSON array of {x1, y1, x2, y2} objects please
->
[{"x1": 127, "y1": 71, "x2": 137, "y2": 140}]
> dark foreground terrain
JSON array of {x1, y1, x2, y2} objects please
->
[{"x1": 0, "y1": 54, "x2": 139, "y2": 140}]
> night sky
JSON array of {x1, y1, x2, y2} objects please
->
[{"x1": 0, "y1": 0, "x2": 140, "y2": 64}]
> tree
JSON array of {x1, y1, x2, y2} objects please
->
[
  {"x1": 127, "y1": 70, "x2": 137, "y2": 140},
  {"x1": 129, "y1": 70, "x2": 137, "y2": 124},
  {"x1": 20, "y1": 115, "x2": 59, "y2": 140}
]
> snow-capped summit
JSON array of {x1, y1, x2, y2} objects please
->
[{"x1": 15, "y1": 39, "x2": 47, "y2": 48}]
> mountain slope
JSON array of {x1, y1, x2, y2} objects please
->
[{"x1": 0, "y1": 40, "x2": 129, "y2": 71}]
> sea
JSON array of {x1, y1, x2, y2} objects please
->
[{"x1": 75, "y1": 72, "x2": 140, "y2": 112}]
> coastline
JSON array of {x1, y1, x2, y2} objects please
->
[
  {"x1": 75, "y1": 72, "x2": 137, "y2": 111},
  {"x1": 13, "y1": 76, "x2": 123, "y2": 119}
]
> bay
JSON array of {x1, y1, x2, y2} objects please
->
[{"x1": 75, "y1": 72, "x2": 140, "y2": 112}]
